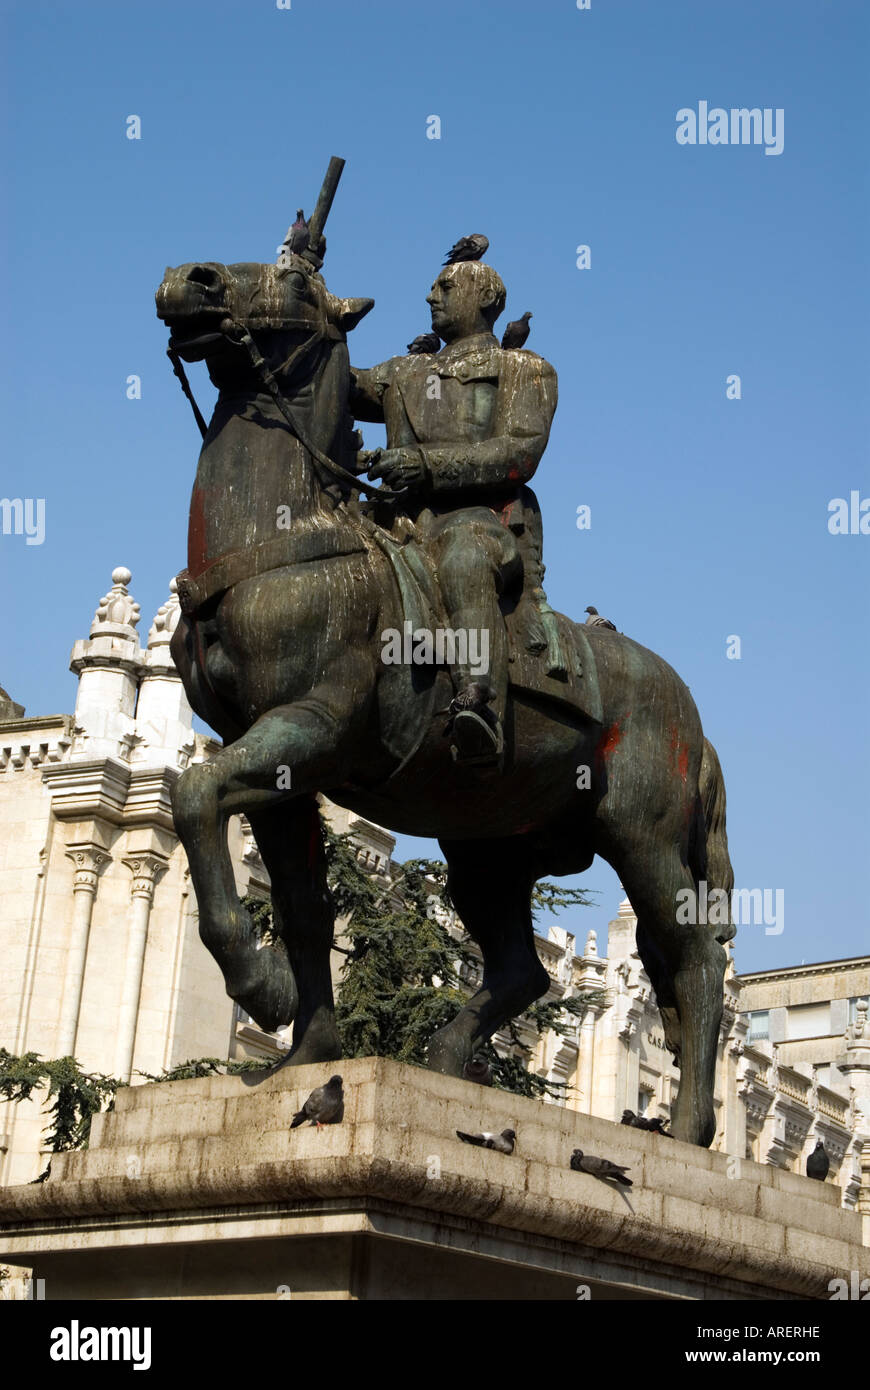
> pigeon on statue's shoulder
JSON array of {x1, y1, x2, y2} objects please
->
[
  {"x1": 501, "y1": 312, "x2": 532, "y2": 349},
  {"x1": 407, "y1": 332, "x2": 441, "y2": 355}
]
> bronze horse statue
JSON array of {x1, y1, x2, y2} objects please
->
[{"x1": 156, "y1": 191, "x2": 735, "y2": 1148}]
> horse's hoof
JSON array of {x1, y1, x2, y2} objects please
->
[
  {"x1": 234, "y1": 957, "x2": 298, "y2": 1034},
  {"x1": 426, "y1": 1025, "x2": 472, "y2": 1078}
]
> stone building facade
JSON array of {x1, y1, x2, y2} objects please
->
[{"x1": 1, "y1": 568, "x2": 868, "y2": 1213}]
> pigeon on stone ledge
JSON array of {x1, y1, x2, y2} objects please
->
[
  {"x1": 290, "y1": 1075, "x2": 344, "y2": 1129},
  {"x1": 621, "y1": 1108, "x2": 672, "y2": 1136},
  {"x1": 806, "y1": 1139, "x2": 829, "y2": 1181},
  {"x1": 456, "y1": 1128, "x2": 516, "y2": 1154},
  {"x1": 570, "y1": 1149, "x2": 633, "y2": 1186}
]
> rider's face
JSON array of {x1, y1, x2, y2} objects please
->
[{"x1": 426, "y1": 268, "x2": 482, "y2": 343}]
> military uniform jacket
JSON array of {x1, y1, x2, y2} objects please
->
[{"x1": 351, "y1": 331, "x2": 558, "y2": 507}]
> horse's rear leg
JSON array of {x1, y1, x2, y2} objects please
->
[
  {"x1": 618, "y1": 853, "x2": 726, "y2": 1147},
  {"x1": 246, "y1": 799, "x2": 341, "y2": 1066},
  {"x1": 426, "y1": 838, "x2": 549, "y2": 1077}
]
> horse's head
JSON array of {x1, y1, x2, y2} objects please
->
[{"x1": 156, "y1": 257, "x2": 374, "y2": 367}]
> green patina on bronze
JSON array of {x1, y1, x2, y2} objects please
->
[{"x1": 156, "y1": 158, "x2": 735, "y2": 1146}]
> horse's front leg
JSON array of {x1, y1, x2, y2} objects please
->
[{"x1": 171, "y1": 692, "x2": 362, "y2": 1036}]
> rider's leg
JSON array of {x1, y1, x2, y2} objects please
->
[{"x1": 436, "y1": 512, "x2": 519, "y2": 759}]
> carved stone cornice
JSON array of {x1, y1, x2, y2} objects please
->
[
  {"x1": 42, "y1": 758, "x2": 130, "y2": 825},
  {"x1": 124, "y1": 766, "x2": 180, "y2": 831}
]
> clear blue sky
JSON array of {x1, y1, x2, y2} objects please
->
[{"x1": 1, "y1": 0, "x2": 867, "y2": 970}]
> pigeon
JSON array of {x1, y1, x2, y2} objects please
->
[
  {"x1": 456, "y1": 1128, "x2": 516, "y2": 1154},
  {"x1": 281, "y1": 209, "x2": 309, "y2": 257},
  {"x1": 501, "y1": 312, "x2": 532, "y2": 350},
  {"x1": 806, "y1": 1139, "x2": 829, "y2": 1181},
  {"x1": 584, "y1": 606, "x2": 617, "y2": 631},
  {"x1": 463, "y1": 1057, "x2": 493, "y2": 1086},
  {"x1": 290, "y1": 1075, "x2": 344, "y2": 1129},
  {"x1": 443, "y1": 233, "x2": 489, "y2": 265},
  {"x1": 621, "y1": 1108, "x2": 672, "y2": 1136},
  {"x1": 407, "y1": 332, "x2": 441, "y2": 355},
  {"x1": 570, "y1": 1149, "x2": 633, "y2": 1186},
  {"x1": 639, "y1": 1117, "x2": 672, "y2": 1136}
]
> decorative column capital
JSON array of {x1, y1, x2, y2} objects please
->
[
  {"x1": 65, "y1": 844, "x2": 111, "y2": 893},
  {"x1": 122, "y1": 852, "x2": 169, "y2": 900}
]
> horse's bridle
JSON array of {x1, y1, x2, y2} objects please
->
[{"x1": 165, "y1": 317, "x2": 403, "y2": 503}]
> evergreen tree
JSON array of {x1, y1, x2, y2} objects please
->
[{"x1": 322, "y1": 821, "x2": 603, "y2": 1099}]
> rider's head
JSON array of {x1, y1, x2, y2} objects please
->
[{"x1": 426, "y1": 262, "x2": 506, "y2": 343}]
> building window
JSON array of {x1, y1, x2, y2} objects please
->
[
  {"x1": 786, "y1": 1002, "x2": 832, "y2": 1040},
  {"x1": 747, "y1": 1010, "x2": 769, "y2": 1042}
]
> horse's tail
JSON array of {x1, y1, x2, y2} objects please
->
[{"x1": 691, "y1": 737, "x2": 736, "y2": 943}]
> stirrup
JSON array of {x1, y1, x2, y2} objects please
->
[{"x1": 450, "y1": 710, "x2": 504, "y2": 767}]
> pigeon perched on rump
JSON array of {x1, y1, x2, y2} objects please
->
[
  {"x1": 290, "y1": 1075, "x2": 344, "y2": 1129},
  {"x1": 407, "y1": 332, "x2": 441, "y2": 355},
  {"x1": 806, "y1": 1139, "x2": 830, "y2": 1181},
  {"x1": 443, "y1": 233, "x2": 489, "y2": 265},
  {"x1": 501, "y1": 312, "x2": 532, "y2": 349},
  {"x1": 456, "y1": 1128, "x2": 516, "y2": 1154},
  {"x1": 584, "y1": 606, "x2": 617, "y2": 631},
  {"x1": 570, "y1": 1149, "x2": 633, "y2": 1186}
]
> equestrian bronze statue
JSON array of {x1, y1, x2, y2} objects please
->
[{"x1": 156, "y1": 157, "x2": 735, "y2": 1147}]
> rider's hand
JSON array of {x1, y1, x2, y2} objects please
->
[{"x1": 367, "y1": 447, "x2": 429, "y2": 491}]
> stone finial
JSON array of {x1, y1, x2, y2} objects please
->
[
  {"x1": 90, "y1": 567, "x2": 141, "y2": 638},
  {"x1": 584, "y1": 929, "x2": 598, "y2": 959},
  {"x1": 147, "y1": 578, "x2": 181, "y2": 651},
  {"x1": 0, "y1": 684, "x2": 25, "y2": 720},
  {"x1": 617, "y1": 896, "x2": 634, "y2": 918}
]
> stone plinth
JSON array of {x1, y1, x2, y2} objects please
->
[{"x1": 0, "y1": 1058, "x2": 866, "y2": 1300}]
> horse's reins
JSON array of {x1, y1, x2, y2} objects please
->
[{"x1": 166, "y1": 319, "x2": 403, "y2": 503}]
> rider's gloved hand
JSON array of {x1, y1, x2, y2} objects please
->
[{"x1": 366, "y1": 447, "x2": 430, "y2": 492}]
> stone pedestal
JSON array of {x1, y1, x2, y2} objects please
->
[{"x1": 0, "y1": 1058, "x2": 866, "y2": 1301}]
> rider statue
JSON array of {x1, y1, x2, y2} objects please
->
[{"x1": 350, "y1": 258, "x2": 558, "y2": 764}]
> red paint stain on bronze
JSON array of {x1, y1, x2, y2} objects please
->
[
  {"x1": 669, "y1": 724, "x2": 689, "y2": 783},
  {"x1": 597, "y1": 720, "x2": 624, "y2": 761},
  {"x1": 189, "y1": 486, "x2": 208, "y2": 573}
]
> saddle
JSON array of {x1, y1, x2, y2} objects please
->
[{"x1": 361, "y1": 514, "x2": 603, "y2": 774}]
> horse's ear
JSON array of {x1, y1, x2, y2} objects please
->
[{"x1": 329, "y1": 296, "x2": 375, "y2": 332}]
